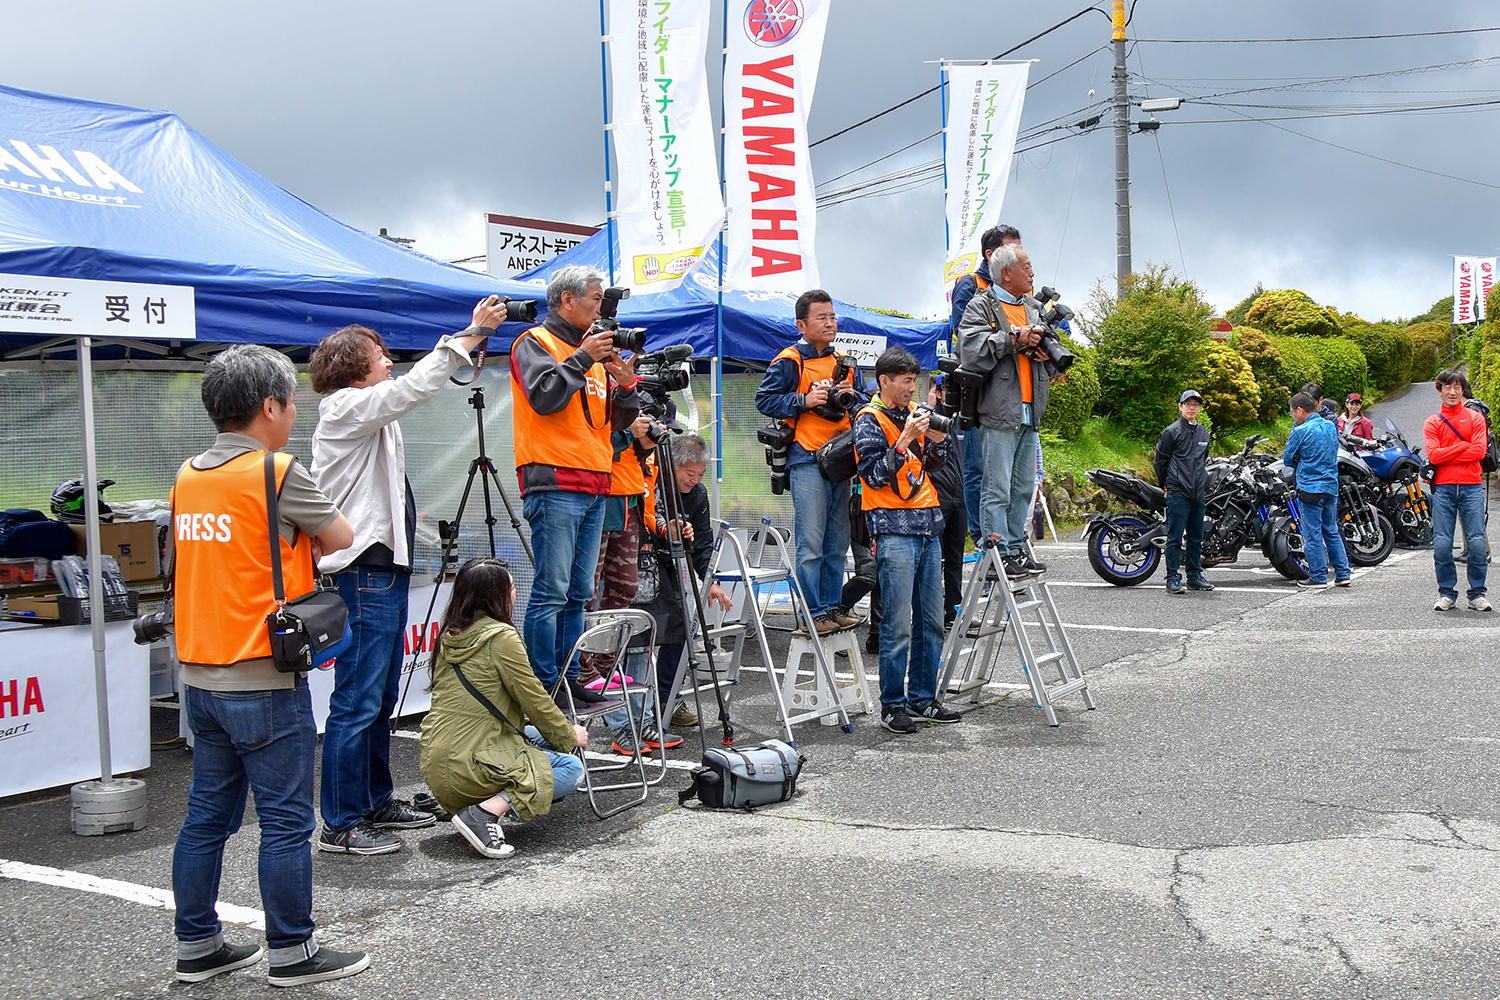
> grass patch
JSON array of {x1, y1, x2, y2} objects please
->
[{"x1": 1040, "y1": 417, "x2": 1153, "y2": 478}]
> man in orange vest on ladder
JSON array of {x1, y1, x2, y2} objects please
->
[
  {"x1": 853, "y1": 347, "x2": 964, "y2": 735},
  {"x1": 170, "y1": 345, "x2": 370, "y2": 987},
  {"x1": 511, "y1": 265, "x2": 643, "y2": 705}
]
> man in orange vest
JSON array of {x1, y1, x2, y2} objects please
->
[
  {"x1": 853, "y1": 347, "x2": 963, "y2": 735},
  {"x1": 170, "y1": 345, "x2": 369, "y2": 988},
  {"x1": 755, "y1": 289, "x2": 870, "y2": 636},
  {"x1": 511, "y1": 265, "x2": 642, "y2": 703},
  {"x1": 949, "y1": 225, "x2": 1021, "y2": 543}
]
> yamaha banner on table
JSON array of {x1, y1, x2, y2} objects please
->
[
  {"x1": 722, "y1": 0, "x2": 831, "y2": 294},
  {"x1": 1453, "y1": 256, "x2": 1496, "y2": 325},
  {"x1": 608, "y1": 0, "x2": 723, "y2": 294},
  {"x1": 942, "y1": 62, "x2": 1029, "y2": 286}
]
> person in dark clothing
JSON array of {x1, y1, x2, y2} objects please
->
[
  {"x1": 1301, "y1": 381, "x2": 1338, "y2": 421},
  {"x1": 925, "y1": 382, "x2": 968, "y2": 625},
  {"x1": 1154, "y1": 389, "x2": 1213, "y2": 595}
]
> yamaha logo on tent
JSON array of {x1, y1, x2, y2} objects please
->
[
  {"x1": 0, "y1": 138, "x2": 143, "y2": 208},
  {"x1": 744, "y1": 0, "x2": 804, "y2": 46}
]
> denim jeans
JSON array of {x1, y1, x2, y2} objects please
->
[
  {"x1": 962, "y1": 427, "x2": 985, "y2": 538},
  {"x1": 497, "y1": 725, "x2": 584, "y2": 813},
  {"x1": 174, "y1": 680, "x2": 318, "y2": 963},
  {"x1": 522, "y1": 490, "x2": 606, "y2": 689},
  {"x1": 788, "y1": 461, "x2": 851, "y2": 617},
  {"x1": 321, "y1": 565, "x2": 409, "y2": 832},
  {"x1": 1432, "y1": 483, "x2": 1489, "y2": 600},
  {"x1": 1300, "y1": 492, "x2": 1350, "y2": 584},
  {"x1": 875, "y1": 533, "x2": 944, "y2": 710},
  {"x1": 978, "y1": 425, "x2": 1039, "y2": 554},
  {"x1": 1164, "y1": 492, "x2": 1205, "y2": 581}
]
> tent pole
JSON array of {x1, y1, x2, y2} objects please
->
[
  {"x1": 599, "y1": 0, "x2": 618, "y2": 286},
  {"x1": 78, "y1": 334, "x2": 114, "y2": 786},
  {"x1": 939, "y1": 60, "x2": 951, "y2": 357}
]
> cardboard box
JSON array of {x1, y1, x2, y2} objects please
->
[
  {"x1": 69, "y1": 520, "x2": 161, "y2": 581},
  {"x1": 8, "y1": 591, "x2": 138, "y2": 624}
]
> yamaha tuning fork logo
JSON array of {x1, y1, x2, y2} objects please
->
[{"x1": 744, "y1": 0, "x2": 805, "y2": 46}]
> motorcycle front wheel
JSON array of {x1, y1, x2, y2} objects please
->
[
  {"x1": 1086, "y1": 516, "x2": 1161, "y2": 586},
  {"x1": 1343, "y1": 506, "x2": 1395, "y2": 566},
  {"x1": 1266, "y1": 515, "x2": 1310, "y2": 581}
]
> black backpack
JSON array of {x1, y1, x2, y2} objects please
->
[{"x1": 1464, "y1": 400, "x2": 1500, "y2": 474}]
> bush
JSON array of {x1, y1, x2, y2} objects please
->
[
  {"x1": 1346, "y1": 322, "x2": 1414, "y2": 393},
  {"x1": 1092, "y1": 265, "x2": 1214, "y2": 440},
  {"x1": 1196, "y1": 341, "x2": 1260, "y2": 431},
  {"x1": 1224, "y1": 283, "x2": 1265, "y2": 328},
  {"x1": 1231, "y1": 327, "x2": 1290, "y2": 421},
  {"x1": 1300, "y1": 336, "x2": 1368, "y2": 402},
  {"x1": 1040, "y1": 339, "x2": 1100, "y2": 440},
  {"x1": 1471, "y1": 284, "x2": 1500, "y2": 405},
  {"x1": 1245, "y1": 289, "x2": 1343, "y2": 338},
  {"x1": 1404, "y1": 320, "x2": 1450, "y2": 383},
  {"x1": 1265, "y1": 334, "x2": 1324, "y2": 400},
  {"x1": 1409, "y1": 296, "x2": 1454, "y2": 326}
]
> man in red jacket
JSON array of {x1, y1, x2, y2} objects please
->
[{"x1": 1422, "y1": 368, "x2": 1491, "y2": 612}]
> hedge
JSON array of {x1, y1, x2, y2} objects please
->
[
  {"x1": 1403, "y1": 321, "x2": 1450, "y2": 383},
  {"x1": 1345, "y1": 322, "x2": 1414, "y2": 393},
  {"x1": 1264, "y1": 334, "x2": 1323, "y2": 402},
  {"x1": 1245, "y1": 289, "x2": 1343, "y2": 338},
  {"x1": 1231, "y1": 326, "x2": 1291, "y2": 421},
  {"x1": 1196, "y1": 341, "x2": 1260, "y2": 430},
  {"x1": 1299, "y1": 336, "x2": 1368, "y2": 402}
]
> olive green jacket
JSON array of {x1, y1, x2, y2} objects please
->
[{"x1": 418, "y1": 618, "x2": 578, "y2": 820}]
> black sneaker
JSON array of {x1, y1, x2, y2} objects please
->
[
  {"x1": 450, "y1": 803, "x2": 515, "y2": 859},
  {"x1": 368, "y1": 797, "x2": 437, "y2": 830},
  {"x1": 912, "y1": 701, "x2": 962, "y2": 725},
  {"x1": 316, "y1": 822, "x2": 400, "y2": 855},
  {"x1": 411, "y1": 790, "x2": 449, "y2": 822},
  {"x1": 1165, "y1": 576, "x2": 1185, "y2": 595},
  {"x1": 864, "y1": 628, "x2": 879, "y2": 656},
  {"x1": 176, "y1": 941, "x2": 264, "y2": 983},
  {"x1": 267, "y1": 946, "x2": 371, "y2": 988},
  {"x1": 1186, "y1": 578, "x2": 1214, "y2": 592},
  {"x1": 1020, "y1": 553, "x2": 1047, "y2": 574},
  {"x1": 1000, "y1": 555, "x2": 1034, "y2": 579},
  {"x1": 568, "y1": 676, "x2": 607, "y2": 705},
  {"x1": 880, "y1": 707, "x2": 917, "y2": 734}
]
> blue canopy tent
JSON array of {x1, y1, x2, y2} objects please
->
[
  {"x1": 0, "y1": 83, "x2": 543, "y2": 811},
  {"x1": 514, "y1": 227, "x2": 946, "y2": 366}
]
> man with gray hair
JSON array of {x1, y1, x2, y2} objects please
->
[
  {"x1": 955, "y1": 244, "x2": 1058, "y2": 578},
  {"x1": 170, "y1": 345, "x2": 370, "y2": 987},
  {"x1": 511, "y1": 265, "x2": 642, "y2": 703}
]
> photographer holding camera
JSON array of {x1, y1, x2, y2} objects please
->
[
  {"x1": 755, "y1": 289, "x2": 870, "y2": 636},
  {"x1": 853, "y1": 347, "x2": 962, "y2": 734},
  {"x1": 955, "y1": 245, "x2": 1061, "y2": 579},
  {"x1": 170, "y1": 345, "x2": 369, "y2": 987},
  {"x1": 511, "y1": 265, "x2": 642, "y2": 705},
  {"x1": 307, "y1": 296, "x2": 509, "y2": 857}
]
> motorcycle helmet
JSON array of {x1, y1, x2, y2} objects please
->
[{"x1": 50, "y1": 478, "x2": 116, "y2": 524}]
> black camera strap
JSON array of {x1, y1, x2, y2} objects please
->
[
  {"x1": 449, "y1": 661, "x2": 529, "y2": 739},
  {"x1": 448, "y1": 340, "x2": 487, "y2": 386},
  {"x1": 263, "y1": 454, "x2": 290, "y2": 606}
]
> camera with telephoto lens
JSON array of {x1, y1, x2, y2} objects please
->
[
  {"x1": 909, "y1": 405, "x2": 954, "y2": 436},
  {"x1": 935, "y1": 357, "x2": 986, "y2": 429},
  {"x1": 758, "y1": 420, "x2": 795, "y2": 494},
  {"x1": 501, "y1": 296, "x2": 539, "y2": 324},
  {"x1": 591, "y1": 285, "x2": 648, "y2": 351},
  {"x1": 1029, "y1": 286, "x2": 1076, "y2": 373},
  {"x1": 635, "y1": 344, "x2": 694, "y2": 440},
  {"x1": 132, "y1": 605, "x2": 173, "y2": 645},
  {"x1": 808, "y1": 355, "x2": 859, "y2": 420}
]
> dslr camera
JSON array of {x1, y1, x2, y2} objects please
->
[
  {"x1": 807, "y1": 354, "x2": 859, "y2": 421},
  {"x1": 909, "y1": 405, "x2": 954, "y2": 436},
  {"x1": 1028, "y1": 286, "x2": 1076, "y2": 373},
  {"x1": 593, "y1": 285, "x2": 648, "y2": 352},
  {"x1": 500, "y1": 295, "x2": 539, "y2": 325},
  {"x1": 132, "y1": 604, "x2": 173, "y2": 645},
  {"x1": 758, "y1": 420, "x2": 795, "y2": 495},
  {"x1": 934, "y1": 357, "x2": 986, "y2": 429},
  {"x1": 635, "y1": 343, "x2": 694, "y2": 441}
]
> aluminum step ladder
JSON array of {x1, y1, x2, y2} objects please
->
[
  {"x1": 675, "y1": 517, "x2": 854, "y2": 742},
  {"x1": 938, "y1": 542, "x2": 1097, "y2": 726}
]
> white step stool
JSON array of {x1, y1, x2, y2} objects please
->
[{"x1": 782, "y1": 628, "x2": 876, "y2": 726}]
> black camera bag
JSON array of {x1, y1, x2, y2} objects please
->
[
  {"x1": 262, "y1": 455, "x2": 349, "y2": 673},
  {"x1": 814, "y1": 429, "x2": 856, "y2": 482}
]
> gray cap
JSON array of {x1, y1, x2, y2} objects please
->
[{"x1": 1179, "y1": 389, "x2": 1203, "y2": 403}]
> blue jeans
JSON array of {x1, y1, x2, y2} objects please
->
[
  {"x1": 962, "y1": 427, "x2": 985, "y2": 538},
  {"x1": 320, "y1": 566, "x2": 409, "y2": 832},
  {"x1": 978, "y1": 425, "x2": 1039, "y2": 554},
  {"x1": 1165, "y1": 492, "x2": 1205, "y2": 581},
  {"x1": 174, "y1": 680, "x2": 318, "y2": 963},
  {"x1": 496, "y1": 726, "x2": 584, "y2": 811},
  {"x1": 523, "y1": 490, "x2": 607, "y2": 689},
  {"x1": 875, "y1": 533, "x2": 944, "y2": 710},
  {"x1": 788, "y1": 461, "x2": 851, "y2": 617},
  {"x1": 1432, "y1": 483, "x2": 1489, "y2": 600},
  {"x1": 1300, "y1": 493, "x2": 1350, "y2": 584}
]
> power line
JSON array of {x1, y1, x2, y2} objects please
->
[
  {"x1": 809, "y1": 4, "x2": 1110, "y2": 148},
  {"x1": 1142, "y1": 55, "x2": 1500, "y2": 100},
  {"x1": 1175, "y1": 96, "x2": 1500, "y2": 122},
  {"x1": 1136, "y1": 26, "x2": 1500, "y2": 44}
]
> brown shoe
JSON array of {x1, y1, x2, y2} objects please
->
[
  {"x1": 813, "y1": 614, "x2": 840, "y2": 637},
  {"x1": 670, "y1": 703, "x2": 699, "y2": 728},
  {"x1": 830, "y1": 606, "x2": 863, "y2": 629}
]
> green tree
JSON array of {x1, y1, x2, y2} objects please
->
[
  {"x1": 1403, "y1": 320, "x2": 1450, "y2": 383},
  {"x1": 1196, "y1": 341, "x2": 1260, "y2": 431},
  {"x1": 1093, "y1": 265, "x2": 1214, "y2": 440},
  {"x1": 1231, "y1": 326, "x2": 1290, "y2": 421},
  {"x1": 1224, "y1": 282, "x2": 1266, "y2": 328},
  {"x1": 1345, "y1": 322, "x2": 1414, "y2": 393},
  {"x1": 1265, "y1": 334, "x2": 1325, "y2": 399},
  {"x1": 1300, "y1": 336, "x2": 1368, "y2": 402},
  {"x1": 1245, "y1": 289, "x2": 1343, "y2": 338},
  {"x1": 1039, "y1": 339, "x2": 1100, "y2": 440}
]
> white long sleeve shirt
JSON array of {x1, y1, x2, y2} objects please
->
[{"x1": 311, "y1": 334, "x2": 474, "y2": 574}]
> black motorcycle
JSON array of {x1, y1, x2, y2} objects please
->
[
  {"x1": 1341, "y1": 418, "x2": 1431, "y2": 547},
  {"x1": 1333, "y1": 441, "x2": 1397, "y2": 567}
]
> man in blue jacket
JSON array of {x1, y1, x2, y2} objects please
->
[{"x1": 1283, "y1": 391, "x2": 1351, "y2": 589}]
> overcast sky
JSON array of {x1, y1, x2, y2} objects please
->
[{"x1": 6, "y1": 1, "x2": 1498, "y2": 324}]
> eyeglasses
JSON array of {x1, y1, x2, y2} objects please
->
[{"x1": 805, "y1": 313, "x2": 837, "y2": 324}]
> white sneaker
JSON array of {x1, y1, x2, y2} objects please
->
[
  {"x1": 1470, "y1": 595, "x2": 1493, "y2": 612},
  {"x1": 1434, "y1": 596, "x2": 1457, "y2": 612}
]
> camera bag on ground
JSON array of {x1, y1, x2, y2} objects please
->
[
  {"x1": 677, "y1": 738, "x2": 805, "y2": 810},
  {"x1": 814, "y1": 429, "x2": 856, "y2": 482},
  {"x1": 262, "y1": 454, "x2": 350, "y2": 673}
]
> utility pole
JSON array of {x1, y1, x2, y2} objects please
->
[{"x1": 1111, "y1": 0, "x2": 1130, "y2": 296}]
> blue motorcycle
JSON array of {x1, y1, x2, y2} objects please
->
[{"x1": 1342, "y1": 418, "x2": 1432, "y2": 547}]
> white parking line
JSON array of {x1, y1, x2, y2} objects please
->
[
  {"x1": 1061, "y1": 623, "x2": 1194, "y2": 635},
  {"x1": 1048, "y1": 580, "x2": 1296, "y2": 595},
  {"x1": 0, "y1": 858, "x2": 265, "y2": 930}
]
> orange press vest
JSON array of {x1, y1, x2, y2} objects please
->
[
  {"x1": 170, "y1": 451, "x2": 317, "y2": 667},
  {"x1": 854, "y1": 405, "x2": 940, "y2": 512},
  {"x1": 772, "y1": 345, "x2": 853, "y2": 453},
  {"x1": 511, "y1": 326, "x2": 613, "y2": 475},
  {"x1": 972, "y1": 271, "x2": 990, "y2": 291},
  {"x1": 609, "y1": 439, "x2": 648, "y2": 498},
  {"x1": 640, "y1": 453, "x2": 660, "y2": 535}
]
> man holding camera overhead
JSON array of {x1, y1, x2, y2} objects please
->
[
  {"x1": 511, "y1": 264, "x2": 641, "y2": 705},
  {"x1": 755, "y1": 289, "x2": 871, "y2": 637},
  {"x1": 955, "y1": 244, "x2": 1056, "y2": 579}
]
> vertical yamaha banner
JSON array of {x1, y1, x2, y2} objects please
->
[
  {"x1": 722, "y1": 0, "x2": 832, "y2": 293},
  {"x1": 609, "y1": 0, "x2": 724, "y2": 293},
  {"x1": 1453, "y1": 255, "x2": 1497, "y2": 325},
  {"x1": 941, "y1": 62, "x2": 1029, "y2": 286}
]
